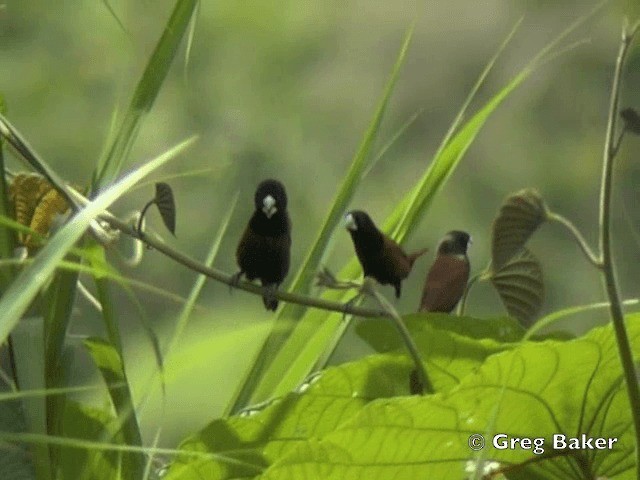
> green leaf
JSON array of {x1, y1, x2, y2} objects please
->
[
  {"x1": 260, "y1": 316, "x2": 640, "y2": 480},
  {"x1": 491, "y1": 189, "x2": 548, "y2": 270},
  {"x1": 166, "y1": 355, "x2": 414, "y2": 480},
  {"x1": 84, "y1": 338, "x2": 144, "y2": 479},
  {"x1": 10, "y1": 317, "x2": 50, "y2": 480},
  {"x1": 0, "y1": 358, "x2": 35, "y2": 480},
  {"x1": 58, "y1": 401, "x2": 120, "y2": 480},
  {"x1": 0, "y1": 115, "x2": 80, "y2": 212},
  {"x1": 0, "y1": 135, "x2": 195, "y2": 346},
  {"x1": 42, "y1": 264, "x2": 80, "y2": 474},
  {"x1": 0, "y1": 113, "x2": 17, "y2": 291},
  {"x1": 93, "y1": 0, "x2": 199, "y2": 189},
  {"x1": 356, "y1": 313, "x2": 525, "y2": 353},
  {"x1": 166, "y1": 316, "x2": 521, "y2": 479},
  {"x1": 490, "y1": 248, "x2": 544, "y2": 327}
]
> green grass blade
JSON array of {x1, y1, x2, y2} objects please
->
[
  {"x1": 140, "y1": 191, "x2": 238, "y2": 471},
  {"x1": 525, "y1": 299, "x2": 640, "y2": 340},
  {"x1": 0, "y1": 136, "x2": 196, "y2": 346},
  {"x1": 11, "y1": 317, "x2": 52, "y2": 480},
  {"x1": 282, "y1": 24, "x2": 415, "y2": 318},
  {"x1": 361, "y1": 108, "x2": 424, "y2": 180},
  {"x1": 227, "y1": 26, "x2": 414, "y2": 414},
  {"x1": 0, "y1": 432, "x2": 262, "y2": 469},
  {"x1": 42, "y1": 263, "x2": 80, "y2": 473},
  {"x1": 101, "y1": 0, "x2": 130, "y2": 37},
  {"x1": 166, "y1": 192, "x2": 238, "y2": 360},
  {"x1": 84, "y1": 338, "x2": 144, "y2": 479},
  {"x1": 0, "y1": 122, "x2": 17, "y2": 290},
  {"x1": 0, "y1": 254, "x2": 206, "y2": 312},
  {"x1": 92, "y1": 0, "x2": 198, "y2": 189},
  {"x1": 183, "y1": 0, "x2": 200, "y2": 82},
  {"x1": 0, "y1": 384, "x2": 119, "y2": 402},
  {"x1": 0, "y1": 114, "x2": 81, "y2": 211}
]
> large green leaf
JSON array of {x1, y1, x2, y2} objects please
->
[
  {"x1": 356, "y1": 313, "x2": 525, "y2": 354},
  {"x1": 166, "y1": 356, "x2": 411, "y2": 480},
  {"x1": 165, "y1": 315, "x2": 517, "y2": 479},
  {"x1": 260, "y1": 315, "x2": 640, "y2": 480}
]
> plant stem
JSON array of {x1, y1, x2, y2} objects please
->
[
  {"x1": 546, "y1": 212, "x2": 601, "y2": 268},
  {"x1": 98, "y1": 212, "x2": 388, "y2": 319},
  {"x1": 599, "y1": 20, "x2": 640, "y2": 479},
  {"x1": 136, "y1": 199, "x2": 156, "y2": 235},
  {"x1": 457, "y1": 271, "x2": 482, "y2": 316},
  {"x1": 368, "y1": 284, "x2": 433, "y2": 394}
]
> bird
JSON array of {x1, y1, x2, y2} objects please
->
[
  {"x1": 234, "y1": 179, "x2": 291, "y2": 311},
  {"x1": 418, "y1": 230, "x2": 471, "y2": 313},
  {"x1": 344, "y1": 210, "x2": 428, "y2": 298}
]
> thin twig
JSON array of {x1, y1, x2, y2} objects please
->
[
  {"x1": 98, "y1": 214, "x2": 388, "y2": 319},
  {"x1": 598, "y1": 20, "x2": 640, "y2": 480}
]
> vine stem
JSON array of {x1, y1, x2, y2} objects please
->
[
  {"x1": 136, "y1": 199, "x2": 155, "y2": 235},
  {"x1": 599, "y1": 20, "x2": 640, "y2": 479},
  {"x1": 94, "y1": 211, "x2": 388, "y2": 319},
  {"x1": 457, "y1": 271, "x2": 483, "y2": 316},
  {"x1": 546, "y1": 212, "x2": 601, "y2": 268},
  {"x1": 367, "y1": 281, "x2": 433, "y2": 394}
]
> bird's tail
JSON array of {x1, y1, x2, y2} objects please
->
[
  {"x1": 262, "y1": 295, "x2": 278, "y2": 311},
  {"x1": 407, "y1": 247, "x2": 429, "y2": 266},
  {"x1": 261, "y1": 283, "x2": 279, "y2": 311}
]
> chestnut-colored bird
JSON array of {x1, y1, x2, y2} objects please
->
[
  {"x1": 344, "y1": 210, "x2": 428, "y2": 298},
  {"x1": 235, "y1": 179, "x2": 291, "y2": 311},
  {"x1": 419, "y1": 230, "x2": 471, "y2": 313}
]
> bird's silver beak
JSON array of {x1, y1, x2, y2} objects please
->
[
  {"x1": 262, "y1": 195, "x2": 277, "y2": 218},
  {"x1": 344, "y1": 213, "x2": 357, "y2": 231}
]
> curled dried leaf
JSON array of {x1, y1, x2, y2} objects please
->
[
  {"x1": 490, "y1": 248, "x2": 544, "y2": 327},
  {"x1": 492, "y1": 188, "x2": 547, "y2": 270},
  {"x1": 8, "y1": 173, "x2": 71, "y2": 249},
  {"x1": 154, "y1": 182, "x2": 176, "y2": 235},
  {"x1": 620, "y1": 107, "x2": 640, "y2": 135}
]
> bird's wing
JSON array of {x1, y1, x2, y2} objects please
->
[
  {"x1": 381, "y1": 238, "x2": 412, "y2": 280},
  {"x1": 420, "y1": 256, "x2": 470, "y2": 312}
]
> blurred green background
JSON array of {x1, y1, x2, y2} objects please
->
[{"x1": 2, "y1": 0, "x2": 640, "y2": 447}]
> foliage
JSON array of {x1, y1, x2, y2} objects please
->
[
  {"x1": 166, "y1": 315, "x2": 640, "y2": 480},
  {"x1": 0, "y1": 2, "x2": 639, "y2": 480}
]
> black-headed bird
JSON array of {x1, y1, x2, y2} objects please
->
[
  {"x1": 419, "y1": 230, "x2": 471, "y2": 313},
  {"x1": 344, "y1": 210, "x2": 427, "y2": 298},
  {"x1": 235, "y1": 179, "x2": 291, "y2": 311}
]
